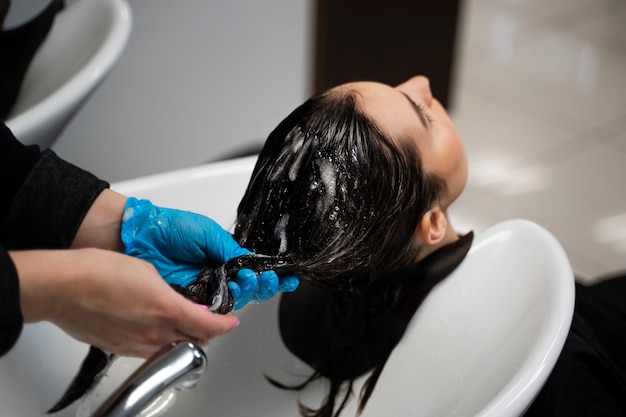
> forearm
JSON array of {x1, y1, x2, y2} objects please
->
[
  {"x1": 71, "y1": 189, "x2": 127, "y2": 252},
  {"x1": 9, "y1": 248, "x2": 239, "y2": 357},
  {"x1": 8, "y1": 249, "x2": 72, "y2": 323}
]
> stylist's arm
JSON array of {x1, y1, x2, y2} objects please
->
[
  {"x1": 11, "y1": 248, "x2": 238, "y2": 358},
  {"x1": 10, "y1": 188, "x2": 239, "y2": 359}
]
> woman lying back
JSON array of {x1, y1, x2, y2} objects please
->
[{"x1": 220, "y1": 75, "x2": 472, "y2": 417}]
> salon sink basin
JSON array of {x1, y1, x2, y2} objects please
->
[
  {"x1": 0, "y1": 156, "x2": 574, "y2": 416},
  {"x1": 358, "y1": 218, "x2": 575, "y2": 417}
]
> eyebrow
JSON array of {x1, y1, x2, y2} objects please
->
[{"x1": 401, "y1": 92, "x2": 430, "y2": 128}]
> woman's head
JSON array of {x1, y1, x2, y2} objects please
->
[
  {"x1": 338, "y1": 75, "x2": 467, "y2": 207},
  {"x1": 233, "y1": 75, "x2": 466, "y2": 292}
]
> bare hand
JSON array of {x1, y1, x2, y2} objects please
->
[{"x1": 11, "y1": 248, "x2": 239, "y2": 358}]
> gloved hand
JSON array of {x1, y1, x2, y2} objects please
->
[{"x1": 121, "y1": 198, "x2": 299, "y2": 310}]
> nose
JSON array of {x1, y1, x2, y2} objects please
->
[{"x1": 396, "y1": 75, "x2": 433, "y2": 108}]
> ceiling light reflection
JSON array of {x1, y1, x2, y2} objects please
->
[
  {"x1": 490, "y1": 13, "x2": 517, "y2": 57},
  {"x1": 468, "y1": 150, "x2": 549, "y2": 195},
  {"x1": 592, "y1": 212, "x2": 626, "y2": 253}
]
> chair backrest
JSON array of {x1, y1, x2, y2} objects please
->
[{"x1": 5, "y1": 0, "x2": 132, "y2": 148}]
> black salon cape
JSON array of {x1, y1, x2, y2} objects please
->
[{"x1": 0, "y1": 122, "x2": 108, "y2": 356}]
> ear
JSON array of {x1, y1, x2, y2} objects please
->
[{"x1": 416, "y1": 206, "x2": 449, "y2": 246}]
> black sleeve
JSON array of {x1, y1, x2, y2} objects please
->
[
  {"x1": 0, "y1": 243, "x2": 23, "y2": 356},
  {"x1": 0, "y1": 122, "x2": 41, "y2": 221},
  {"x1": 1, "y1": 123, "x2": 109, "y2": 249},
  {"x1": 1, "y1": 149, "x2": 110, "y2": 249},
  {"x1": 1, "y1": 121, "x2": 109, "y2": 355}
]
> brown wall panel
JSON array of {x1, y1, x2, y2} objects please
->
[{"x1": 315, "y1": 0, "x2": 461, "y2": 109}]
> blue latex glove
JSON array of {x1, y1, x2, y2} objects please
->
[{"x1": 121, "y1": 198, "x2": 299, "y2": 310}]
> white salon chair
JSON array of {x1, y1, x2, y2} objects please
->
[{"x1": 4, "y1": 0, "x2": 132, "y2": 148}]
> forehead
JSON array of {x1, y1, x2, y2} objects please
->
[
  {"x1": 332, "y1": 81, "x2": 395, "y2": 105},
  {"x1": 332, "y1": 82, "x2": 422, "y2": 146}
]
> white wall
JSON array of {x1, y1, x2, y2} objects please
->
[{"x1": 51, "y1": 0, "x2": 314, "y2": 182}]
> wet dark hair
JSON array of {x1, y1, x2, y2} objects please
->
[
  {"x1": 227, "y1": 89, "x2": 448, "y2": 417},
  {"x1": 234, "y1": 90, "x2": 445, "y2": 288}
]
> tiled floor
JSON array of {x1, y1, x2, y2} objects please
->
[{"x1": 447, "y1": 0, "x2": 626, "y2": 283}]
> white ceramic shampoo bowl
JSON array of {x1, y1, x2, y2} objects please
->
[
  {"x1": 359, "y1": 219, "x2": 575, "y2": 417},
  {"x1": 0, "y1": 157, "x2": 575, "y2": 416}
]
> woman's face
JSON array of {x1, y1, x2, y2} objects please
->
[{"x1": 333, "y1": 76, "x2": 467, "y2": 206}]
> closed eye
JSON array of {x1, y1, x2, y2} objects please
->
[{"x1": 401, "y1": 93, "x2": 433, "y2": 127}]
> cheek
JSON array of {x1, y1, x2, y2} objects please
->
[
  {"x1": 441, "y1": 130, "x2": 468, "y2": 199},
  {"x1": 443, "y1": 129, "x2": 465, "y2": 172},
  {"x1": 433, "y1": 102, "x2": 465, "y2": 174},
  {"x1": 430, "y1": 122, "x2": 467, "y2": 195},
  {"x1": 423, "y1": 99, "x2": 468, "y2": 201}
]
